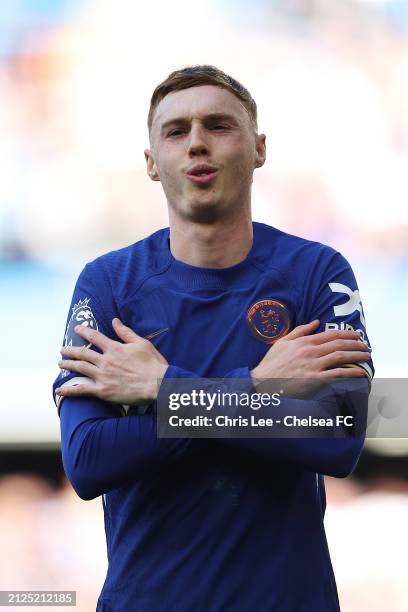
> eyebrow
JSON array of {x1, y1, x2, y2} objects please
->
[{"x1": 160, "y1": 113, "x2": 239, "y2": 134}]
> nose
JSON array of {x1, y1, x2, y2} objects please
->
[{"x1": 187, "y1": 123, "x2": 210, "y2": 157}]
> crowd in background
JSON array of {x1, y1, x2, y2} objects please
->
[
  {"x1": 0, "y1": 472, "x2": 407, "y2": 611},
  {"x1": 0, "y1": 0, "x2": 407, "y2": 265}
]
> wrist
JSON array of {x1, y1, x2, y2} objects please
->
[
  {"x1": 250, "y1": 366, "x2": 263, "y2": 390},
  {"x1": 250, "y1": 365, "x2": 282, "y2": 394},
  {"x1": 148, "y1": 363, "x2": 169, "y2": 401}
]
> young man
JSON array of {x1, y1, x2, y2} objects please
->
[{"x1": 53, "y1": 65, "x2": 373, "y2": 611}]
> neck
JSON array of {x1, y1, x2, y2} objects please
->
[{"x1": 168, "y1": 212, "x2": 253, "y2": 269}]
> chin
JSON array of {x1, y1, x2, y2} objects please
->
[{"x1": 184, "y1": 200, "x2": 228, "y2": 224}]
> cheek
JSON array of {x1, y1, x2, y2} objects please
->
[
  {"x1": 156, "y1": 157, "x2": 183, "y2": 192},
  {"x1": 220, "y1": 135, "x2": 254, "y2": 167},
  {"x1": 224, "y1": 148, "x2": 254, "y2": 182}
]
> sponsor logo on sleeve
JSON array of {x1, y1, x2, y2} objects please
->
[
  {"x1": 325, "y1": 321, "x2": 369, "y2": 345},
  {"x1": 328, "y1": 282, "x2": 366, "y2": 327},
  {"x1": 325, "y1": 321, "x2": 373, "y2": 379}
]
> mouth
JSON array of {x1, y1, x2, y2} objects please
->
[{"x1": 185, "y1": 164, "x2": 219, "y2": 186}]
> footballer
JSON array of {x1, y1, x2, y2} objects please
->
[{"x1": 53, "y1": 65, "x2": 373, "y2": 611}]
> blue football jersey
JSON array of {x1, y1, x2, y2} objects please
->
[{"x1": 53, "y1": 222, "x2": 374, "y2": 612}]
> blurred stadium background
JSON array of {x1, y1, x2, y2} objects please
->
[{"x1": 1, "y1": 0, "x2": 407, "y2": 610}]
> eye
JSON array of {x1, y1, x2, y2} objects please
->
[
  {"x1": 210, "y1": 124, "x2": 227, "y2": 130},
  {"x1": 167, "y1": 129, "x2": 185, "y2": 137}
]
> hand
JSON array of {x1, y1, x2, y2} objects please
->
[
  {"x1": 250, "y1": 320, "x2": 371, "y2": 396},
  {"x1": 56, "y1": 318, "x2": 168, "y2": 404}
]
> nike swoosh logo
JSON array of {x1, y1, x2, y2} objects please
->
[{"x1": 145, "y1": 327, "x2": 169, "y2": 340}]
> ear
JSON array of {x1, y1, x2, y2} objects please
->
[
  {"x1": 254, "y1": 133, "x2": 266, "y2": 169},
  {"x1": 144, "y1": 149, "x2": 160, "y2": 181}
]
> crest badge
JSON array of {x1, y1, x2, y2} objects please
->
[{"x1": 247, "y1": 299, "x2": 290, "y2": 344}]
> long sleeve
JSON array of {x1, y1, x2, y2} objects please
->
[
  {"x1": 159, "y1": 364, "x2": 369, "y2": 478},
  {"x1": 60, "y1": 396, "x2": 192, "y2": 500},
  {"x1": 53, "y1": 262, "x2": 192, "y2": 500}
]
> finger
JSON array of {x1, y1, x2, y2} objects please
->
[
  {"x1": 58, "y1": 359, "x2": 98, "y2": 378},
  {"x1": 60, "y1": 345, "x2": 101, "y2": 365},
  {"x1": 74, "y1": 324, "x2": 112, "y2": 351},
  {"x1": 112, "y1": 318, "x2": 143, "y2": 344},
  {"x1": 308, "y1": 329, "x2": 361, "y2": 345},
  {"x1": 284, "y1": 320, "x2": 320, "y2": 340},
  {"x1": 314, "y1": 339, "x2": 369, "y2": 358},
  {"x1": 55, "y1": 383, "x2": 98, "y2": 398},
  {"x1": 319, "y1": 351, "x2": 371, "y2": 370},
  {"x1": 318, "y1": 367, "x2": 367, "y2": 380}
]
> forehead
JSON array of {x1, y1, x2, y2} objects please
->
[{"x1": 152, "y1": 84, "x2": 249, "y2": 130}]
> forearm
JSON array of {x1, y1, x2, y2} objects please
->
[
  {"x1": 223, "y1": 433, "x2": 365, "y2": 478},
  {"x1": 161, "y1": 365, "x2": 369, "y2": 478},
  {"x1": 60, "y1": 397, "x2": 191, "y2": 500}
]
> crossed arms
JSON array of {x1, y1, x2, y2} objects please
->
[{"x1": 56, "y1": 317, "x2": 371, "y2": 499}]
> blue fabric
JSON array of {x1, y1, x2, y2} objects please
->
[{"x1": 53, "y1": 222, "x2": 374, "y2": 611}]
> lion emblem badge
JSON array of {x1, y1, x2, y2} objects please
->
[
  {"x1": 64, "y1": 298, "x2": 98, "y2": 348},
  {"x1": 247, "y1": 299, "x2": 290, "y2": 344}
]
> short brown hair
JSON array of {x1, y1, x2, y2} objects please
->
[{"x1": 147, "y1": 64, "x2": 258, "y2": 134}]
